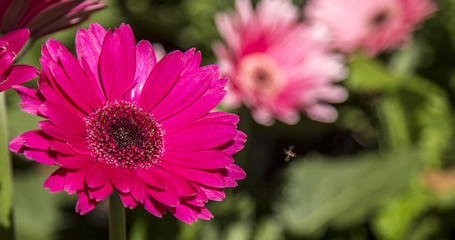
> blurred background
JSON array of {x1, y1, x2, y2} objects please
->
[{"x1": 6, "y1": 0, "x2": 455, "y2": 239}]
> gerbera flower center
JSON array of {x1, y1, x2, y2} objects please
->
[
  {"x1": 85, "y1": 100, "x2": 164, "y2": 169},
  {"x1": 237, "y1": 53, "x2": 286, "y2": 99},
  {"x1": 370, "y1": 9, "x2": 391, "y2": 28}
]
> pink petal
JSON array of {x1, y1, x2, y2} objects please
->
[
  {"x1": 151, "y1": 64, "x2": 213, "y2": 122},
  {"x1": 88, "y1": 182, "x2": 114, "y2": 202},
  {"x1": 13, "y1": 84, "x2": 44, "y2": 102},
  {"x1": 64, "y1": 168, "x2": 88, "y2": 194},
  {"x1": 84, "y1": 162, "x2": 109, "y2": 188},
  {"x1": 130, "y1": 40, "x2": 157, "y2": 102},
  {"x1": 195, "y1": 184, "x2": 226, "y2": 201},
  {"x1": 197, "y1": 208, "x2": 213, "y2": 220},
  {"x1": 43, "y1": 43, "x2": 94, "y2": 114},
  {"x1": 75, "y1": 23, "x2": 107, "y2": 84},
  {"x1": 36, "y1": 72, "x2": 81, "y2": 115},
  {"x1": 110, "y1": 167, "x2": 134, "y2": 193},
  {"x1": 9, "y1": 130, "x2": 51, "y2": 152},
  {"x1": 76, "y1": 190, "x2": 98, "y2": 215},
  {"x1": 78, "y1": 57, "x2": 107, "y2": 104},
  {"x1": 38, "y1": 121, "x2": 86, "y2": 143},
  {"x1": 67, "y1": 143, "x2": 92, "y2": 155},
  {"x1": 173, "y1": 204, "x2": 198, "y2": 224},
  {"x1": 49, "y1": 140, "x2": 77, "y2": 155},
  {"x1": 133, "y1": 168, "x2": 165, "y2": 190},
  {"x1": 56, "y1": 155, "x2": 93, "y2": 169},
  {"x1": 159, "y1": 162, "x2": 226, "y2": 188},
  {"x1": 137, "y1": 50, "x2": 185, "y2": 112},
  {"x1": 215, "y1": 130, "x2": 247, "y2": 155},
  {"x1": 148, "y1": 183, "x2": 180, "y2": 207},
  {"x1": 180, "y1": 49, "x2": 201, "y2": 76},
  {"x1": 13, "y1": 84, "x2": 45, "y2": 116},
  {"x1": 225, "y1": 163, "x2": 246, "y2": 180},
  {"x1": 55, "y1": 40, "x2": 104, "y2": 109},
  {"x1": 183, "y1": 197, "x2": 205, "y2": 207},
  {"x1": 30, "y1": 2, "x2": 107, "y2": 38},
  {"x1": 143, "y1": 198, "x2": 164, "y2": 218},
  {"x1": 9, "y1": 134, "x2": 26, "y2": 153},
  {"x1": 23, "y1": 149, "x2": 55, "y2": 165},
  {"x1": 0, "y1": 52, "x2": 14, "y2": 76},
  {"x1": 99, "y1": 25, "x2": 136, "y2": 100},
  {"x1": 305, "y1": 104, "x2": 339, "y2": 123},
  {"x1": 152, "y1": 170, "x2": 197, "y2": 197},
  {"x1": 23, "y1": 131, "x2": 52, "y2": 150},
  {"x1": 44, "y1": 168, "x2": 66, "y2": 193},
  {"x1": 188, "y1": 184, "x2": 208, "y2": 203},
  {"x1": 25, "y1": 1, "x2": 81, "y2": 33},
  {"x1": 0, "y1": 65, "x2": 38, "y2": 91},
  {"x1": 160, "y1": 78, "x2": 228, "y2": 129},
  {"x1": 39, "y1": 101, "x2": 86, "y2": 135},
  {"x1": 162, "y1": 150, "x2": 233, "y2": 169},
  {"x1": 130, "y1": 177, "x2": 148, "y2": 203},
  {"x1": 0, "y1": 28, "x2": 29, "y2": 54},
  {"x1": 165, "y1": 119, "x2": 237, "y2": 152},
  {"x1": 119, "y1": 193, "x2": 137, "y2": 209}
]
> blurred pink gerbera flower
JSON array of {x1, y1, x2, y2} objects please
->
[
  {"x1": 0, "y1": 28, "x2": 38, "y2": 91},
  {"x1": 214, "y1": 0, "x2": 347, "y2": 125},
  {"x1": 9, "y1": 23, "x2": 246, "y2": 224},
  {"x1": 305, "y1": 0, "x2": 436, "y2": 56},
  {"x1": 0, "y1": 0, "x2": 106, "y2": 38}
]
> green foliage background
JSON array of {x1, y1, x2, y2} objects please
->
[{"x1": 5, "y1": 0, "x2": 455, "y2": 239}]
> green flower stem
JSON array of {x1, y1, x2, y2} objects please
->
[
  {"x1": 378, "y1": 92, "x2": 411, "y2": 151},
  {"x1": 109, "y1": 191, "x2": 126, "y2": 240},
  {"x1": 0, "y1": 92, "x2": 15, "y2": 240},
  {"x1": 129, "y1": 212, "x2": 149, "y2": 240}
]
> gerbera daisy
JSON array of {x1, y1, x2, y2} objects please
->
[
  {"x1": 9, "y1": 23, "x2": 246, "y2": 224},
  {"x1": 0, "y1": 28, "x2": 38, "y2": 92},
  {"x1": 0, "y1": 0, "x2": 106, "y2": 39},
  {"x1": 304, "y1": 0, "x2": 436, "y2": 56},
  {"x1": 214, "y1": 0, "x2": 347, "y2": 125}
]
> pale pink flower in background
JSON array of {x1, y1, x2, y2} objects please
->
[
  {"x1": 9, "y1": 23, "x2": 246, "y2": 224},
  {"x1": 0, "y1": 28, "x2": 38, "y2": 91},
  {"x1": 0, "y1": 0, "x2": 106, "y2": 39},
  {"x1": 305, "y1": 0, "x2": 436, "y2": 56},
  {"x1": 152, "y1": 43, "x2": 166, "y2": 61},
  {"x1": 214, "y1": 0, "x2": 347, "y2": 125}
]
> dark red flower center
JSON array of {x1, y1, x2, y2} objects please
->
[
  {"x1": 85, "y1": 100, "x2": 164, "y2": 169},
  {"x1": 370, "y1": 9, "x2": 391, "y2": 28}
]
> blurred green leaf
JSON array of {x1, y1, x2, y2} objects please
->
[
  {"x1": 389, "y1": 41, "x2": 423, "y2": 76},
  {"x1": 377, "y1": 93, "x2": 412, "y2": 150},
  {"x1": 225, "y1": 221, "x2": 253, "y2": 240},
  {"x1": 402, "y1": 76, "x2": 453, "y2": 168},
  {"x1": 373, "y1": 180, "x2": 429, "y2": 240},
  {"x1": 276, "y1": 150, "x2": 419, "y2": 238},
  {"x1": 14, "y1": 169, "x2": 64, "y2": 240},
  {"x1": 252, "y1": 217, "x2": 284, "y2": 240},
  {"x1": 346, "y1": 55, "x2": 401, "y2": 93},
  {"x1": 406, "y1": 216, "x2": 441, "y2": 240}
]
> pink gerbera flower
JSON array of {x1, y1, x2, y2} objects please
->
[
  {"x1": 9, "y1": 23, "x2": 246, "y2": 224},
  {"x1": 0, "y1": 28, "x2": 38, "y2": 92},
  {"x1": 214, "y1": 0, "x2": 347, "y2": 125},
  {"x1": 0, "y1": 0, "x2": 106, "y2": 38},
  {"x1": 304, "y1": 0, "x2": 436, "y2": 56}
]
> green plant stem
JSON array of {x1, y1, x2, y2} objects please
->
[
  {"x1": 109, "y1": 191, "x2": 126, "y2": 240},
  {"x1": 378, "y1": 92, "x2": 411, "y2": 151},
  {"x1": 129, "y1": 212, "x2": 149, "y2": 240},
  {"x1": 0, "y1": 92, "x2": 14, "y2": 240}
]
